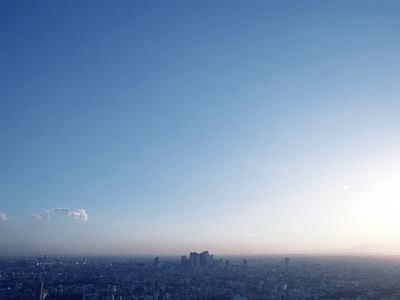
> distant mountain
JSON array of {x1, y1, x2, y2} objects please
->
[{"x1": 346, "y1": 244, "x2": 400, "y2": 254}]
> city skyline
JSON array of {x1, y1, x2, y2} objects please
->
[
  {"x1": 4, "y1": 253, "x2": 400, "y2": 299},
  {"x1": 1, "y1": 1, "x2": 400, "y2": 257}
]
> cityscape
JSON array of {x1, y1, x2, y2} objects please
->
[
  {"x1": 2, "y1": 252, "x2": 400, "y2": 299},
  {"x1": 2, "y1": 1, "x2": 400, "y2": 300}
]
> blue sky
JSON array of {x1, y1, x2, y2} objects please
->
[{"x1": 1, "y1": 1, "x2": 400, "y2": 256}]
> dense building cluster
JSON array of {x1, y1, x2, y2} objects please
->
[
  {"x1": 180, "y1": 251, "x2": 215, "y2": 269},
  {"x1": 1, "y1": 253, "x2": 400, "y2": 299}
]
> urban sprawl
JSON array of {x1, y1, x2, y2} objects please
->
[{"x1": 1, "y1": 251, "x2": 400, "y2": 299}]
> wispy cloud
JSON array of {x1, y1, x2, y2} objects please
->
[
  {"x1": 54, "y1": 208, "x2": 89, "y2": 221},
  {"x1": 31, "y1": 213, "x2": 42, "y2": 219},
  {"x1": 0, "y1": 212, "x2": 9, "y2": 221},
  {"x1": 246, "y1": 233, "x2": 256, "y2": 237},
  {"x1": 44, "y1": 209, "x2": 51, "y2": 219},
  {"x1": 293, "y1": 228, "x2": 302, "y2": 233}
]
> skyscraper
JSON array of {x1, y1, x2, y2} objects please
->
[
  {"x1": 181, "y1": 255, "x2": 188, "y2": 267},
  {"x1": 200, "y1": 250, "x2": 213, "y2": 267},
  {"x1": 190, "y1": 252, "x2": 201, "y2": 267},
  {"x1": 154, "y1": 257, "x2": 160, "y2": 267}
]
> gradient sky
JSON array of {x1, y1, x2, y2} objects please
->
[{"x1": 1, "y1": 1, "x2": 400, "y2": 257}]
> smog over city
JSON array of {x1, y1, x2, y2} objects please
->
[{"x1": 1, "y1": 1, "x2": 400, "y2": 299}]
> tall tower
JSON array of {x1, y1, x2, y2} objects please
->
[
  {"x1": 284, "y1": 257, "x2": 290, "y2": 267},
  {"x1": 181, "y1": 255, "x2": 187, "y2": 266},
  {"x1": 200, "y1": 251, "x2": 210, "y2": 267},
  {"x1": 190, "y1": 252, "x2": 196, "y2": 267},
  {"x1": 190, "y1": 252, "x2": 201, "y2": 267},
  {"x1": 154, "y1": 257, "x2": 160, "y2": 267}
]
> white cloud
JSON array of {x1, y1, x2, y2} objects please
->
[
  {"x1": 245, "y1": 233, "x2": 256, "y2": 237},
  {"x1": 68, "y1": 209, "x2": 89, "y2": 221},
  {"x1": 343, "y1": 185, "x2": 350, "y2": 190},
  {"x1": 293, "y1": 228, "x2": 302, "y2": 233},
  {"x1": 32, "y1": 213, "x2": 42, "y2": 219},
  {"x1": 44, "y1": 209, "x2": 51, "y2": 219},
  {"x1": 0, "y1": 212, "x2": 9, "y2": 221},
  {"x1": 54, "y1": 208, "x2": 89, "y2": 221}
]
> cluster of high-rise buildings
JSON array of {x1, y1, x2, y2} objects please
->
[{"x1": 180, "y1": 250, "x2": 215, "y2": 268}]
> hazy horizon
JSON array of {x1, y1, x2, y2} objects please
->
[
  {"x1": 1, "y1": 1, "x2": 400, "y2": 257},
  {"x1": 4, "y1": 246, "x2": 400, "y2": 260}
]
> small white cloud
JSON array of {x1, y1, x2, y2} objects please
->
[
  {"x1": 0, "y1": 212, "x2": 9, "y2": 221},
  {"x1": 343, "y1": 185, "x2": 350, "y2": 190},
  {"x1": 245, "y1": 233, "x2": 256, "y2": 237},
  {"x1": 293, "y1": 229, "x2": 302, "y2": 233},
  {"x1": 44, "y1": 209, "x2": 51, "y2": 219},
  {"x1": 32, "y1": 213, "x2": 42, "y2": 219},
  {"x1": 54, "y1": 208, "x2": 89, "y2": 221},
  {"x1": 69, "y1": 209, "x2": 89, "y2": 221}
]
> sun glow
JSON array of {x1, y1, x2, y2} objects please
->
[{"x1": 355, "y1": 175, "x2": 400, "y2": 240}]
